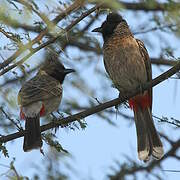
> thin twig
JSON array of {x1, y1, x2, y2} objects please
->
[
  {"x1": 0, "y1": 107, "x2": 22, "y2": 131},
  {"x1": 162, "y1": 169, "x2": 180, "y2": 172},
  {"x1": 0, "y1": 28, "x2": 21, "y2": 43},
  {"x1": 118, "y1": 1, "x2": 180, "y2": 11},
  {"x1": 153, "y1": 115, "x2": 180, "y2": 128},
  {"x1": 134, "y1": 24, "x2": 177, "y2": 35}
]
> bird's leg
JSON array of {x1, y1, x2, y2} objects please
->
[
  {"x1": 115, "y1": 93, "x2": 121, "y2": 110},
  {"x1": 115, "y1": 91, "x2": 128, "y2": 109},
  {"x1": 57, "y1": 110, "x2": 69, "y2": 128},
  {"x1": 51, "y1": 113, "x2": 59, "y2": 133}
]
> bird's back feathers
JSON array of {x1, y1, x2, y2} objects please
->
[{"x1": 18, "y1": 73, "x2": 62, "y2": 107}]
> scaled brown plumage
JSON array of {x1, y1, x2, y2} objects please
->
[
  {"x1": 92, "y1": 13, "x2": 163, "y2": 161},
  {"x1": 18, "y1": 58, "x2": 75, "y2": 152}
]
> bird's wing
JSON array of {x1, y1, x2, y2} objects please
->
[
  {"x1": 136, "y1": 39, "x2": 152, "y2": 109},
  {"x1": 18, "y1": 74, "x2": 62, "y2": 106}
]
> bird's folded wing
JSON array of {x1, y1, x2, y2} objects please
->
[
  {"x1": 18, "y1": 74, "x2": 62, "y2": 106},
  {"x1": 136, "y1": 39, "x2": 152, "y2": 109}
]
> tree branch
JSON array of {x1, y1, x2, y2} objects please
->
[
  {"x1": 0, "y1": 4, "x2": 101, "y2": 77},
  {"x1": 1, "y1": 60, "x2": 180, "y2": 144},
  {"x1": 151, "y1": 58, "x2": 178, "y2": 66},
  {"x1": 119, "y1": 1, "x2": 180, "y2": 11},
  {"x1": 0, "y1": 0, "x2": 84, "y2": 70}
]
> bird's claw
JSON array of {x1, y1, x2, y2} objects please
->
[
  {"x1": 51, "y1": 114, "x2": 60, "y2": 133},
  {"x1": 115, "y1": 93, "x2": 121, "y2": 110}
]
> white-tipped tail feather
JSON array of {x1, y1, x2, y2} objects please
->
[
  {"x1": 134, "y1": 107, "x2": 164, "y2": 162},
  {"x1": 152, "y1": 146, "x2": 164, "y2": 159},
  {"x1": 138, "y1": 150, "x2": 150, "y2": 161}
]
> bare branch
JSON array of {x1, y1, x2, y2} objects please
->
[
  {"x1": 119, "y1": 1, "x2": 180, "y2": 11},
  {"x1": 133, "y1": 24, "x2": 177, "y2": 35},
  {"x1": 153, "y1": 115, "x2": 180, "y2": 128},
  {"x1": 151, "y1": 58, "x2": 178, "y2": 66},
  {"x1": 1, "y1": 60, "x2": 180, "y2": 144},
  {"x1": 0, "y1": 28, "x2": 21, "y2": 43}
]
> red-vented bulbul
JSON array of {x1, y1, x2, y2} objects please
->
[
  {"x1": 92, "y1": 13, "x2": 163, "y2": 161},
  {"x1": 18, "y1": 58, "x2": 75, "y2": 152}
]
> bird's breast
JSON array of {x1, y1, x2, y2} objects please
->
[{"x1": 103, "y1": 36, "x2": 147, "y2": 92}]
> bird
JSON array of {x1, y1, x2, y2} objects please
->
[
  {"x1": 18, "y1": 57, "x2": 75, "y2": 152},
  {"x1": 92, "y1": 13, "x2": 164, "y2": 161}
]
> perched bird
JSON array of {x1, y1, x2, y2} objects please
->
[
  {"x1": 18, "y1": 58, "x2": 75, "y2": 152},
  {"x1": 92, "y1": 13, "x2": 163, "y2": 161}
]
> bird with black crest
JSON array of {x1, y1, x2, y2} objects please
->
[
  {"x1": 18, "y1": 55, "x2": 75, "y2": 152},
  {"x1": 92, "y1": 13, "x2": 164, "y2": 161}
]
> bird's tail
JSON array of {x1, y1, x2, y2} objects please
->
[
  {"x1": 23, "y1": 115, "x2": 42, "y2": 152},
  {"x1": 129, "y1": 94, "x2": 164, "y2": 161}
]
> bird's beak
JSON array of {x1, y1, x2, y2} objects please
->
[
  {"x1": 92, "y1": 27, "x2": 102, "y2": 33},
  {"x1": 63, "y1": 69, "x2": 75, "y2": 74}
]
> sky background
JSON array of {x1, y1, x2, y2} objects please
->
[{"x1": 0, "y1": 1, "x2": 180, "y2": 180}]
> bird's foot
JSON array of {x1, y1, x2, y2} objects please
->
[
  {"x1": 115, "y1": 93, "x2": 121, "y2": 110},
  {"x1": 51, "y1": 113, "x2": 60, "y2": 133},
  {"x1": 56, "y1": 111, "x2": 68, "y2": 128}
]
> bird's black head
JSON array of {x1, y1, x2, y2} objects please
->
[
  {"x1": 41, "y1": 59, "x2": 75, "y2": 84},
  {"x1": 92, "y1": 13, "x2": 125, "y2": 41}
]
